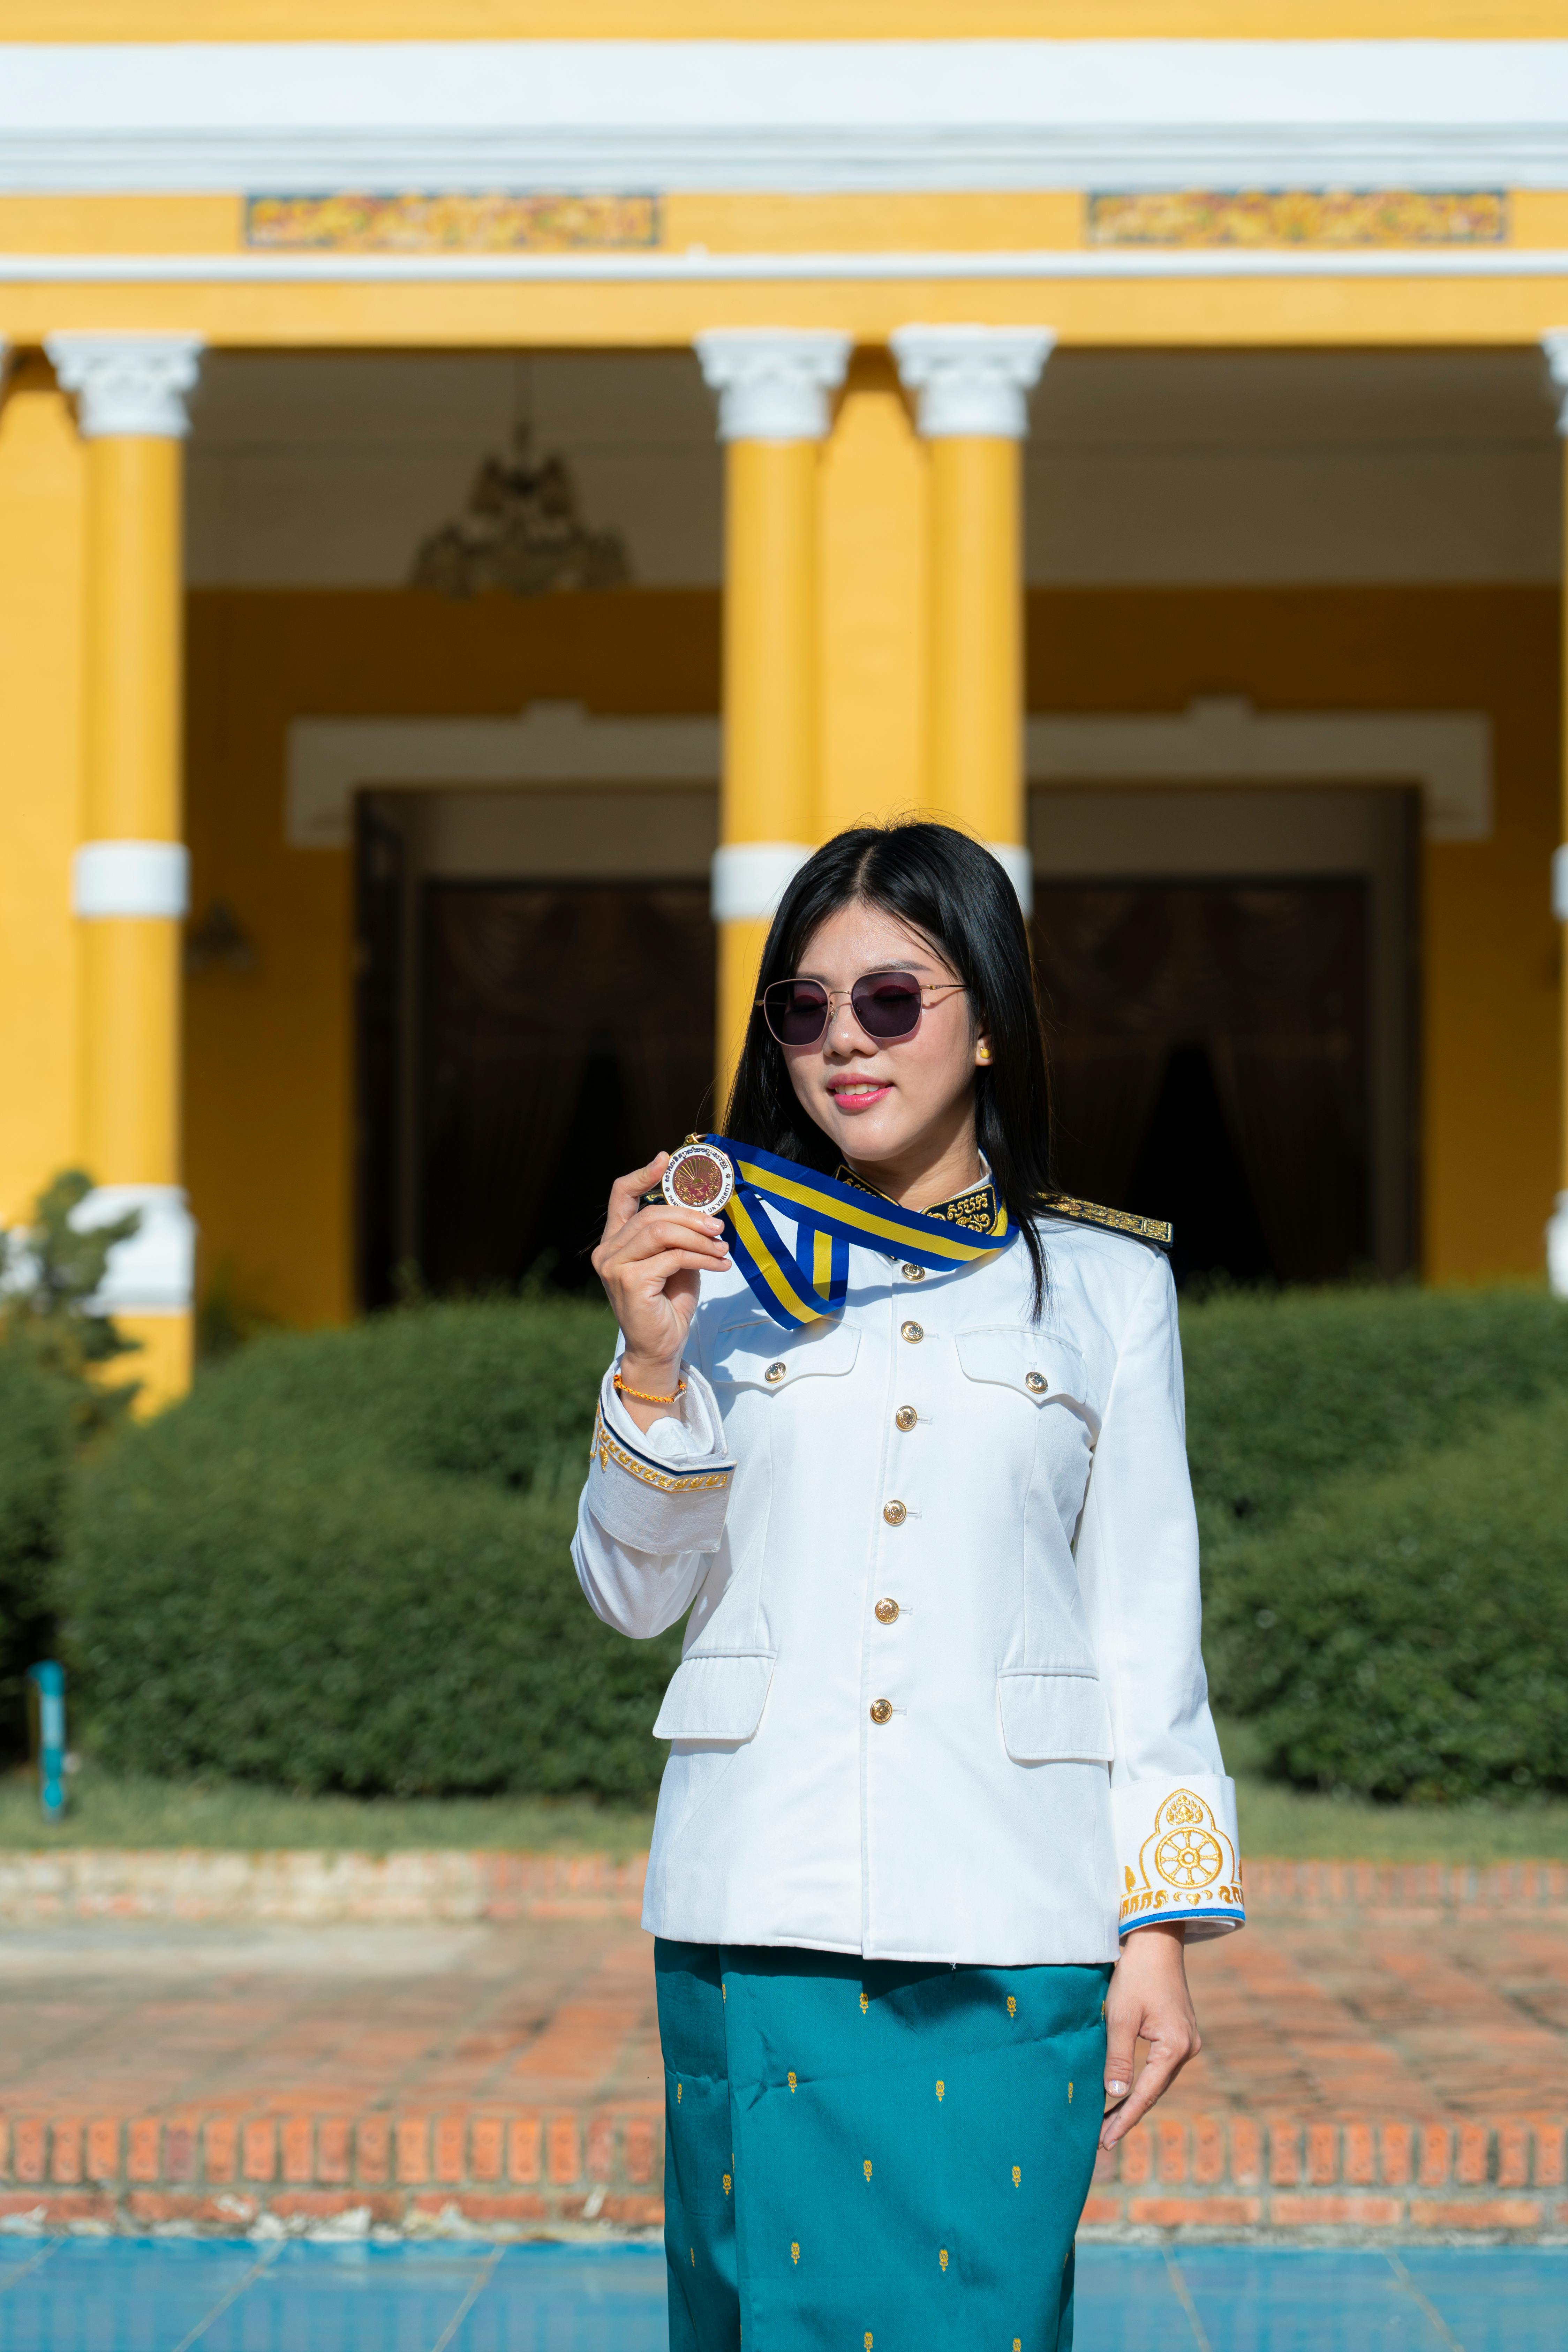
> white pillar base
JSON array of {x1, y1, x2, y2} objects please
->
[
  {"x1": 70, "y1": 1184, "x2": 195, "y2": 1314},
  {"x1": 73, "y1": 840, "x2": 190, "y2": 919},
  {"x1": 1548, "y1": 1192, "x2": 1568, "y2": 1299},
  {"x1": 986, "y1": 840, "x2": 1034, "y2": 917},
  {"x1": 711, "y1": 842, "x2": 813, "y2": 924}
]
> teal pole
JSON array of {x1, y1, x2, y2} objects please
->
[{"x1": 27, "y1": 1663, "x2": 66, "y2": 1823}]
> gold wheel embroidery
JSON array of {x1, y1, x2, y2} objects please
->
[{"x1": 1153, "y1": 1827, "x2": 1223, "y2": 1890}]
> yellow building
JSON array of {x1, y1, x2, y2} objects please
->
[{"x1": 2, "y1": 3, "x2": 1568, "y2": 1400}]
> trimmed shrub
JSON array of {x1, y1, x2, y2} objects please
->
[
  {"x1": 1206, "y1": 1391, "x2": 1568, "y2": 1801},
  {"x1": 1181, "y1": 1283, "x2": 1568, "y2": 1546},
  {"x1": 59, "y1": 1278, "x2": 1568, "y2": 1804},
  {"x1": 60, "y1": 1297, "x2": 684, "y2": 1799}
]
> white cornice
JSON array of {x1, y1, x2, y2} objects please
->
[
  {"x1": 288, "y1": 703, "x2": 723, "y2": 847},
  {"x1": 1028, "y1": 699, "x2": 1491, "y2": 842},
  {"x1": 287, "y1": 698, "x2": 1490, "y2": 852},
  {"x1": 5, "y1": 40, "x2": 1568, "y2": 194},
  {"x1": 1543, "y1": 328, "x2": 1568, "y2": 430},
  {"x1": 891, "y1": 325, "x2": 1055, "y2": 438},
  {"x1": 695, "y1": 329, "x2": 851, "y2": 442},
  {"x1": 46, "y1": 332, "x2": 203, "y2": 436}
]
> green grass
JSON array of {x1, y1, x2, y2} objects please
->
[
  {"x1": 1221, "y1": 1720, "x2": 1568, "y2": 1862},
  {"x1": 0, "y1": 1764, "x2": 657, "y2": 1857},
  {"x1": 2, "y1": 1734, "x2": 1565, "y2": 1862}
]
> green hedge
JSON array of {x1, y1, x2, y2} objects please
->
[
  {"x1": 55, "y1": 1281, "x2": 1568, "y2": 1804},
  {"x1": 59, "y1": 1297, "x2": 685, "y2": 1800},
  {"x1": 1206, "y1": 1391, "x2": 1568, "y2": 1801},
  {"x1": 1178, "y1": 1284, "x2": 1568, "y2": 1800},
  {"x1": 0, "y1": 1344, "x2": 75, "y2": 1741},
  {"x1": 1180, "y1": 1283, "x2": 1568, "y2": 1550}
]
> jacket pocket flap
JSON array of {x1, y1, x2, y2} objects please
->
[
  {"x1": 956, "y1": 1328, "x2": 1090, "y2": 1411},
  {"x1": 653, "y1": 1650, "x2": 777, "y2": 1742},
  {"x1": 709, "y1": 1317, "x2": 861, "y2": 1390},
  {"x1": 997, "y1": 1669, "x2": 1113, "y2": 1764}
]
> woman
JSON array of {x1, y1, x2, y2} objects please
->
[{"x1": 574, "y1": 822, "x2": 1242, "y2": 2351}]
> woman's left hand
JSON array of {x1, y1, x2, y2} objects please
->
[{"x1": 1099, "y1": 1922, "x2": 1201, "y2": 2150}]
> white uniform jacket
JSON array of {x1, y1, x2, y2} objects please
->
[{"x1": 572, "y1": 1209, "x2": 1244, "y2": 1966}]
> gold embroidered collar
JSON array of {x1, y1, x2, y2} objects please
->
[{"x1": 835, "y1": 1162, "x2": 1003, "y2": 1238}]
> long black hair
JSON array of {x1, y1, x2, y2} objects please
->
[{"x1": 723, "y1": 822, "x2": 1053, "y2": 1316}]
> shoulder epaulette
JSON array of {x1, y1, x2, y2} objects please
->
[{"x1": 1041, "y1": 1195, "x2": 1174, "y2": 1251}]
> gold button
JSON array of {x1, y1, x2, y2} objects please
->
[
  {"x1": 882, "y1": 1500, "x2": 907, "y2": 1526},
  {"x1": 900, "y1": 1320, "x2": 924, "y2": 1344},
  {"x1": 900, "y1": 1264, "x2": 926, "y2": 1283},
  {"x1": 895, "y1": 1405, "x2": 917, "y2": 1432},
  {"x1": 1024, "y1": 1370, "x2": 1047, "y2": 1394},
  {"x1": 765, "y1": 1361, "x2": 786, "y2": 1384},
  {"x1": 870, "y1": 1699, "x2": 894, "y2": 1725},
  {"x1": 875, "y1": 1598, "x2": 899, "y2": 1625}
]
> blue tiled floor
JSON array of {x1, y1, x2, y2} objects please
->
[{"x1": 0, "y1": 2237, "x2": 1559, "y2": 2350}]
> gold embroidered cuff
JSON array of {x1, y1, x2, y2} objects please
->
[
  {"x1": 591, "y1": 1407, "x2": 734, "y2": 1495},
  {"x1": 1114, "y1": 1778, "x2": 1245, "y2": 1940}
]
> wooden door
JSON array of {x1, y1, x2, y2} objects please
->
[
  {"x1": 1034, "y1": 880, "x2": 1371, "y2": 1285},
  {"x1": 418, "y1": 881, "x2": 716, "y2": 1293}
]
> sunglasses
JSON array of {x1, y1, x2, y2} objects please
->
[{"x1": 758, "y1": 971, "x2": 967, "y2": 1048}]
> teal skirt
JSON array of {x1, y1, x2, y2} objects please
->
[{"x1": 655, "y1": 1940, "x2": 1111, "y2": 2352}]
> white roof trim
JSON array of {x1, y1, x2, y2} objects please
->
[
  {"x1": 9, "y1": 248, "x2": 1568, "y2": 286},
  {"x1": 4, "y1": 39, "x2": 1568, "y2": 194}
]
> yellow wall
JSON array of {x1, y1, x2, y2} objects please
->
[
  {"x1": 5, "y1": 4, "x2": 1566, "y2": 38},
  {"x1": 183, "y1": 587, "x2": 719, "y2": 1326},
  {"x1": 1024, "y1": 585, "x2": 1561, "y2": 1286},
  {"x1": 184, "y1": 581, "x2": 1558, "y2": 1322},
  {"x1": 0, "y1": 360, "x2": 84, "y2": 1226}
]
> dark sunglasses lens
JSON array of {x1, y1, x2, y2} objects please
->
[
  {"x1": 763, "y1": 980, "x2": 830, "y2": 1045},
  {"x1": 851, "y1": 974, "x2": 925, "y2": 1039}
]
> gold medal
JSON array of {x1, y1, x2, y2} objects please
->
[{"x1": 663, "y1": 1140, "x2": 735, "y2": 1215}]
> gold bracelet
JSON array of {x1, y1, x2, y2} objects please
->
[{"x1": 614, "y1": 1369, "x2": 687, "y2": 1406}]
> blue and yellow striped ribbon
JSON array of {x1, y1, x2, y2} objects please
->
[{"x1": 707, "y1": 1133, "x2": 1016, "y2": 1331}]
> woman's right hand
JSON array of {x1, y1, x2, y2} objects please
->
[{"x1": 590, "y1": 1153, "x2": 732, "y2": 1426}]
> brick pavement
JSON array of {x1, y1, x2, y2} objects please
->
[{"x1": 0, "y1": 1856, "x2": 1560, "y2": 2238}]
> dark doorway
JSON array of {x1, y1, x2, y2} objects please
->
[
  {"x1": 353, "y1": 808, "x2": 407, "y2": 1311},
  {"x1": 1034, "y1": 880, "x2": 1371, "y2": 1286},
  {"x1": 356, "y1": 869, "x2": 716, "y2": 1304}
]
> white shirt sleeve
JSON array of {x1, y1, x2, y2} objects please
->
[
  {"x1": 1075, "y1": 1250, "x2": 1245, "y2": 1942},
  {"x1": 570, "y1": 1358, "x2": 735, "y2": 1642}
]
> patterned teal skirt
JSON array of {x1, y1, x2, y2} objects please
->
[{"x1": 655, "y1": 1940, "x2": 1110, "y2": 2352}]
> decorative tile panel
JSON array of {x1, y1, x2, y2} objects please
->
[
  {"x1": 1085, "y1": 190, "x2": 1506, "y2": 247},
  {"x1": 244, "y1": 193, "x2": 661, "y2": 252}
]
